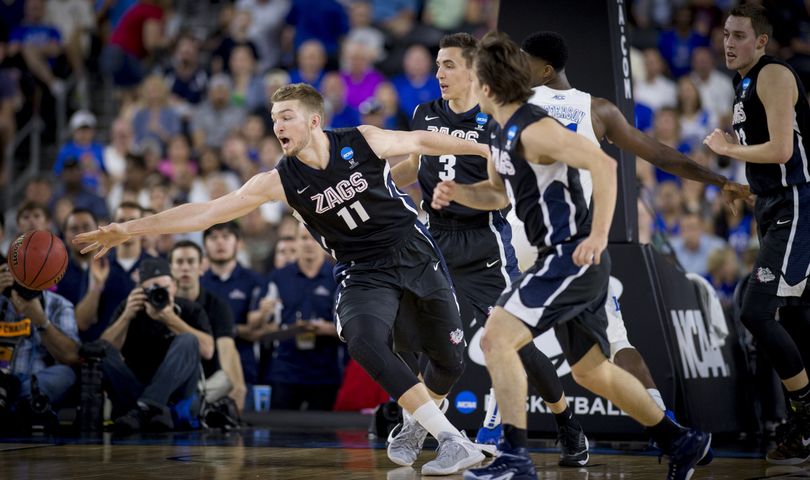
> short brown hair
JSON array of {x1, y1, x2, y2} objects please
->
[
  {"x1": 440, "y1": 33, "x2": 478, "y2": 68},
  {"x1": 271, "y1": 83, "x2": 325, "y2": 117},
  {"x1": 17, "y1": 201, "x2": 50, "y2": 223},
  {"x1": 474, "y1": 32, "x2": 533, "y2": 106},
  {"x1": 729, "y1": 3, "x2": 773, "y2": 39}
]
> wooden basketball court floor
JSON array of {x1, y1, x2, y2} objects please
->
[{"x1": 0, "y1": 425, "x2": 797, "y2": 480}]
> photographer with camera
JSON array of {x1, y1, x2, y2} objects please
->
[
  {"x1": 170, "y1": 240, "x2": 247, "y2": 413},
  {"x1": 0, "y1": 257, "x2": 80, "y2": 430},
  {"x1": 98, "y1": 257, "x2": 214, "y2": 433}
]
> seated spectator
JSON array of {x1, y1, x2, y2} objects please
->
[
  {"x1": 265, "y1": 224, "x2": 340, "y2": 411},
  {"x1": 372, "y1": 82, "x2": 409, "y2": 130},
  {"x1": 285, "y1": 0, "x2": 349, "y2": 65},
  {"x1": 44, "y1": 0, "x2": 94, "y2": 104},
  {"x1": 201, "y1": 222, "x2": 269, "y2": 387},
  {"x1": 345, "y1": 0, "x2": 384, "y2": 65},
  {"x1": 102, "y1": 118, "x2": 134, "y2": 187},
  {"x1": 107, "y1": 152, "x2": 149, "y2": 214},
  {"x1": 0, "y1": 261, "x2": 80, "y2": 430},
  {"x1": 705, "y1": 246, "x2": 740, "y2": 311},
  {"x1": 80, "y1": 202, "x2": 151, "y2": 342},
  {"x1": 677, "y1": 76, "x2": 717, "y2": 152},
  {"x1": 371, "y1": 0, "x2": 415, "y2": 38},
  {"x1": 252, "y1": 69, "x2": 291, "y2": 133},
  {"x1": 690, "y1": 46, "x2": 733, "y2": 126},
  {"x1": 100, "y1": 0, "x2": 167, "y2": 98},
  {"x1": 392, "y1": 44, "x2": 440, "y2": 116},
  {"x1": 236, "y1": 0, "x2": 289, "y2": 72},
  {"x1": 158, "y1": 134, "x2": 197, "y2": 183},
  {"x1": 0, "y1": 62, "x2": 19, "y2": 186},
  {"x1": 713, "y1": 198, "x2": 753, "y2": 258},
  {"x1": 15, "y1": 200, "x2": 50, "y2": 233},
  {"x1": 7, "y1": 0, "x2": 66, "y2": 98},
  {"x1": 228, "y1": 45, "x2": 264, "y2": 111},
  {"x1": 56, "y1": 208, "x2": 101, "y2": 309},
  {"x1": 132, "y1": 74, "x2": 182, "y2": 151},
  {"x1": 51, "y1": 157, "x2": 109, "y2": 222},
  {"x1": 321, "y1": 72, "x2": 360, "y2": 129},
  {"x1": 289, "y1": 39, "x2": 328, "y2": 91},
  {"x1": 54, "y1": 110, "x2": 106, "y2": 194},
  {"x1": 4, "y1": 176, "x2": 53, "y2": 240},
  {"x1": 670, "y1": 212, "x2": 727, "y2": 276},
  {"x1": 657, "y1": 6, "x2": 709, "y2": 79},
  {"x1": 637, "y1": 107, "x2": 692, "y2": 186},
  {"x1": 192, "y1": 74, "x2": 247, "y2": 150},
  {"x1": 209, "y1": 8, "x2": 260, "y2": 74},
  {"x1": 98, "y1": 257, "x2": 214, "y2": 433},
  {"x1": 634, "y1": 48, "x2": 676, "y2": 112},
  {"x1": 242, "y1": 115, "x2": 266, "y2": 161},
  {"x1": 171, "y1": 240, "x2": 246, "y2": 411},
  {"x1": 339, "y1": 38, "x2": 384, "y2": 110},
  {"x1": 653, "y1": 180, "x2": 684, "y2": 237},
  {"x1": 164, "y1": 33, "x2": 208, "y2": 115}
]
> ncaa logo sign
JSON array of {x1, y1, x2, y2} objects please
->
[
  {"x1": 455, "y1": 391, "x2": 477, "y2": 414},
  {"x1": 340, "y1": 147, "x2": 354, "y2": 160}
]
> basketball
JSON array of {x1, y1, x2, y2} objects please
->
[{"x1": 7, "y1": 230, "x2": 69, "y2": 291}]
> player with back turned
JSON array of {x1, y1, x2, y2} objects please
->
[
  {"x1": 74, "y1": 83, "x2": 493, "y2": 476},
  {"x1": 432, "y1": 32, "x2": 712, "y2": 480},
  {"x1": 390, "y1": 32, "x2": 590, "y2": 468},
  {"x1": 704, "y1": 3, "x2": 810, "y2": 465}
]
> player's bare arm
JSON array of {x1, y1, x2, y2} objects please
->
[
  {"x1": 358, "y1": 124, "x2": 490, "y2": 160},
  {"x1": 432, "y1": 151, "x2": 509, "y2": 211},
  {"x1": 391, "y1": 153, "x2": 421, "y2": 187},
  {"x1": 592, "y1": 97, "x2": 751, "y2": 209},
  {"x1": 75, "y1": 170, "x2": 288, "y2": 258},
  {"x1": 704, "y1": 64, "x2": 797, "y2": 164},
  {"x1": 523, "y1": 117, "x2": 617, "y2": 266}
]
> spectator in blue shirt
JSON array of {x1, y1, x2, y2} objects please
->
[
  {"x1": 54, "y1": 110, "x2": 106, "y2": 194},
  {"x1": 0, "y1": 262, "x2": 80, "y2": 424},
  {"x1": 55, "y1": 208, "x2": 98, "y2": 308},
  {"x1": 51, "y1": 158, "x2": 109, "y2": 222},
  {"x1": 288, "y1": 39, "x2": 328, "y2": 92},
  {"x1": 285, "y1": 0, "x2": 349, "y2": 61},
  {"x1": 201, "y1": 222, "x2": 269, "y2": 387},
  {"x1": 7, "y1": 0, "x2": 66, "y2": 96},
  {"x1": 392, "y1": 44, "x2": 440, "y2": 116},
  {"x1": 265, "y1": 223, "x2": 341, "y2": 411},
  {"x1": 79, "y1": 202, "x2": 151, "y2": 342},
  {"x1": 657, "y1": 6, "x2": 709, "y2": 79},
  {"x1": 321, "y1": 72, "x2": 360, "y2": 129},
  {"x1": 164, "y1": 33, "x2": 208, "y2": 112}
]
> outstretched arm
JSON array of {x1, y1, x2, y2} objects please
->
[
  {"x1": 594, "y1": 98, "x2": 730, "y2": 187},
  {"x1": 432, "y1": 152, "x2": 509, "y2": 211},
  {"x1": 75, "y1": 170, "x2": 287, "y2": 258},
  {"x1": 358, "y1": 124, "x2": 489, "y2": 160},
  {"x1": 522, "y1": 118, "x2": 617, "y2": 266},
  {"x1": 705, "y1": 64, "x2": 797, "y2": 164}
]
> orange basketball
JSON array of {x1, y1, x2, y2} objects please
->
[{"x1": 7, "y1": 230, "x2": 69, "y2": 291}]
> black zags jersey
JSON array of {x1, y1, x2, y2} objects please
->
[
  {"x1": 491, "y1": 104, "x2": 592, "y2": 249},
  {"x1": 275, "y1": 128, "x2": 418, "y2": 263},
  {"x1": 732, "y1": 55, "x2": 810, "y2": 195},
  {"x1": 411, "y1": 100, "x2": 494, "y2": 219}
]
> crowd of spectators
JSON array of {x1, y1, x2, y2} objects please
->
[{"x1": 0, "y1": 0, "x2": 802, "y2": 435}]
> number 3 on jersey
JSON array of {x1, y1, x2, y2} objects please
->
[
  {"x1": 337, "y1": 200, "x2": 370, "y2": 230},
  {"x1": 439, "y1": 155, "x2": 456, "y2": 181}
]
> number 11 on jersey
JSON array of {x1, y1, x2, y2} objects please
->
[{"x1": 337, "y1": 201, "x2": 370, "y2": 230}]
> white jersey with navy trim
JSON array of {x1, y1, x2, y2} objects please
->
[{"x1": 529, "y1": 86, "x2": 599, "y2": 147}]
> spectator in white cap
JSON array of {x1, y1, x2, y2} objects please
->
[{"x1": 54, "y1": 109, "x2": 106, "y2": 194}]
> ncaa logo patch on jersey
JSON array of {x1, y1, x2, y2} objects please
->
[
  {"x1": 340, "y1": 146, "x2": 359, "y2": 169},
  {"x1": 505, "y1": 125, "x2": 519, "y2": 150},
  {"x1": 741, "y1": 77, "x2": 752, "y2": 99},
  {"x1": 475, "y1": 112, "x2": 488, "y2": 130}
]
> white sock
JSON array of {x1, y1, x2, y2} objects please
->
[
  {"x1": 482, "y1": 388, "x2": 501, "y2": 429},
  {"x1": 411, "y1": 401, "x2": 462, "y2": 439},
  {"x1": 647, "y1": 388, "x2": 666, "y2": 411}
]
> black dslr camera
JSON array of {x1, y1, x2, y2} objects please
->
[{"x1": 143, "y1": 285, "x2": 170, "y2": 310}]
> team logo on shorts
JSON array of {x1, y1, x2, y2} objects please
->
[
  {"x1": 450, "y1": 328, "x2": 464, "y2": 345},
  {"x1": 340, "y1": 147, "x2": 359, "y2": 169},
  {"x1": 755, "y1": 267, "x2": 776, "y2": 283},
  {"x1": 475, "y1": 112, "x2": 488, "y2": 130}
]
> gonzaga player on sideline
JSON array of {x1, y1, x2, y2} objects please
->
[
  {"x1": 432, "y1": 32, "x2": 711, "y2": 480},
  {"x1": 705, "y1": 4, "x2": 810, "y2": 465},
  {"x1": 75, "y1": 84, "x2": 492, "y2": 476},
  {"x1": 390, "y1": 32, "x2": 589, "y2": 468}
]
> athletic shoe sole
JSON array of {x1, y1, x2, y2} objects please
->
[{"x1": 422, "y1": 449, "x2": 486, "y2": 476}]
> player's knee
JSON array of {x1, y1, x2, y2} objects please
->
[
  {"x1": 347, "y1": 336, "x2": 387, "y2": 380},
  {"x1": 481, "y1": 326, "x2": 511, "y2": 355}
]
